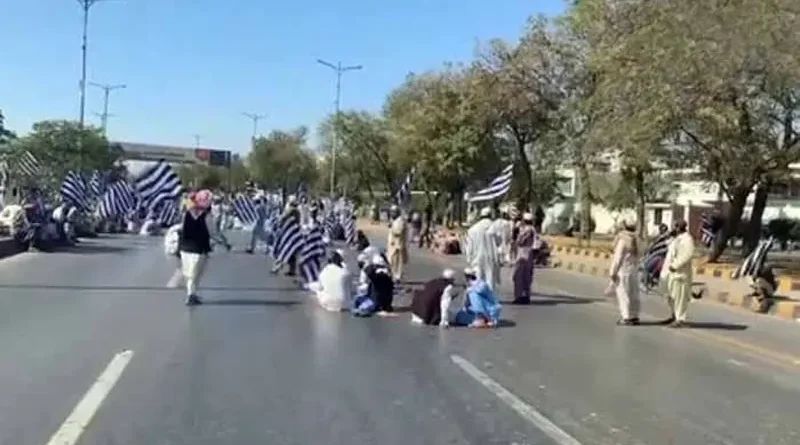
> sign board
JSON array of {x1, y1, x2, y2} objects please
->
[{"x1": 111, "y1": 141, "x2": 231, "y2": 167}]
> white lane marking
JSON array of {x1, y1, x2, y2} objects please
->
[
  {"x1": 451, "y1": 355, "x2": 583, "y2": 445},
  {"x1": 45, "y1": 350, "x2": 134, "y2": 445}
]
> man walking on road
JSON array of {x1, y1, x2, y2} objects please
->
[
  {"x1": 661, "y1": 220, "x2": 695, "y2": 327},
  {"x1": 387, "y1": 205, "x2": 408, "y2": 283}
]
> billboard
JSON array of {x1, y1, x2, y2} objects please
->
[{"x1": 111, "y1": 141, "x2": 231, "y2": 167}]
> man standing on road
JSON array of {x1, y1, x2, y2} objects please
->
[
  {"x1": 465, "y1": 207, "x2": 502, "y2": 291},
  {"x1": 661, "y1": 220, "x2": 695, "y2": 327},
  {"x1": 387, "y1": 205, "x2": 408, "y2": 283},
  {"x1": 609, "y1": 219, "x2": 640, "y2": 325}
]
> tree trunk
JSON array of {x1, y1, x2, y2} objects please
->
[
  {"x1": 514, "y1": 134, "x2": 534, "y2": 210},
  {"x1": 634, "y1": 168, "x2": 647, "y2": 241},
  {"x1": 576, "y1": 159, "x2": 592, "y2": 246},
  {"x1": 743, "y1": 180, "x2": 770, "y2": 255},
  {"x1": 708, "y1": 185, "x2": 751, "y2": 262}
]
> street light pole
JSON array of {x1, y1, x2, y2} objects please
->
[
  {"x1": 76, "y1": 0, "x2": 118, "y2": 127},
  {"x1": 89, "y1": 82, "x2": 126, "y2": 134},
  {"x1": 242, "y1": 112, "x2": 266, "y2": 148},
  {"x1": 317, "y1": 59, "x2": 362, "y2": 197}
]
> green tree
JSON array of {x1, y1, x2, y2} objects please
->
[
  {"x1": 247, "y1": 127, "x2": 318, "y2": 192},
  {"x1": 8, "y1": 120, "x2": 119, "y2": 190},
  {"x1": 319, "y1": 111, "x2": 396, "y2": 196},
  {"x1": 0, "y1": 110, "x2": 16, "y2": 144},
  {"x1": 385, "y1": 67, "x2": 501, "y2": 217},
  {"x1": 473, "y1": 16, "x2": 564, "y2": 211},
  {"x1": 579, "y1": 0, "x2": 800, "y2": 260}
]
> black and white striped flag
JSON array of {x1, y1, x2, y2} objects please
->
[
  {"x1": 700, "y1": 213, "x2": 716, "y2": 247},
  {"x1": 158, "y1": 200, "x2": 180, "y2": 226},
  {"x1": 61, "y1": 171, "x2": 90, "y2": 210},
  {"x1": 342, "y1": 211, "x2": 356, "y2": 245},
  {"x1": 299, "y1": 224, "x2": 326, "y2": 284},
  {"x1": 731, "y1": 237, "x2": 774, "y2": 279},
  {"x1": 99, "y1": 180, "x2": 136, "y2": 218},
  {"x1": 136, "y1": 160, "x2": 183, "y2": 211},
  {"x1": 233, "y1": 195, "x2": 259, "y2": 225},
  {"x1": 274, "y1": 212, "x2": 303, "y2": 264},
  {"x1": 89, "y1": 170, "x2": 105, "y2": 197},
  {"x1": 17, "y1": 151, "x2": 41, "y2": 177},
  {"x1": 395, "y1": 167, "x2": 415, "y2": 206},
  {"x1": 468, "y1": 164, "x2": 514, "y2": 203},
  {"x1": 643, "y1": 232, "x2": 671, "y2": 266}
]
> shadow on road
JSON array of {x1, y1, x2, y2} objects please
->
[
  {"x1": 54, "y1": 244, "x2": 133, "y2": 254},
  {"x1": 682, "y1": 321, "x2": 748, "y2": 331},
  {"x1": 200, "y1": 299, "x2": 301, "y2": 307}
]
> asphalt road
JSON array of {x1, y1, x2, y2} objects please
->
[{"x1": 1, "y1": 232, "x2": 799, "y2": 445}]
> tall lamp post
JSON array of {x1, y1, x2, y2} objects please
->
[
  {"x1": 89, "y1": 82, "x2": 126, "y2": 134},
  {"x1": 242, "y1": 112, "x2": 266, "y2": 148},
  {"x1": 76, "y1": 0, "x2": 119, "y2": 127},
  {"x1": 316, "y1": 59, "x2": 362, "y2": 197}
]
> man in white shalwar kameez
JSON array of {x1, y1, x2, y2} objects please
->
[
  {"x1": 489, "y1": 210, "x2": 514, "y2": 266},
  {"x1": 661, "y1": 220, "x2": 695, "y2": 328},
  {"x1": 465, "y1": 207, "x2": 502, "y2": 291}
]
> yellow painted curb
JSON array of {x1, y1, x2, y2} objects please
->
[{"x1": 553, "y1": 258, "x2": 800, "y2": 321}]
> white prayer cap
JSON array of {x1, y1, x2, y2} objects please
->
[
  {"x1": 442, "y1": 269, "x2": 455, "y2": 280},
  {"x1": 480, "y1": 207, "x2": 492, "y2": 217},
  {"x1": 336, "y1": 248, "x2": 346, "y2": 257},
  {"x1": 357, "y1": 253, "x2": 368, "y2": 264},
  {"x1": 372, "y1": 254, "x2": 386, "y2": 265},
  {"x1": 522, "y1": 212, "x2": 533, "y2": 222},
  {"x1": 463, "y1": 267, "x2": 476, "y2": 276},
  {"x1": 390, "y1": 204, "x2": 399, "y2": 212}
]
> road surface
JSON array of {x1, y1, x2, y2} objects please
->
[{"x1": 0, "y1": 232, "x2": 799, "y2": 445}]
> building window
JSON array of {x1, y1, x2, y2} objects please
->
[{"x1": 654, "y1": 209, "x2": 663, "y2": 225}]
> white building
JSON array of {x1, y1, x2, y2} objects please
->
[{"x1": 542, "y1": 151, "x2": 800, "y2": 236}]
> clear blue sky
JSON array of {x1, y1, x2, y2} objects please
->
[{"x1": 2, "y1": 0, "x2": 565, "y2": 154}]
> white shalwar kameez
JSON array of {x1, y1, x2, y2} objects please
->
[{"x1": 465, "y1": 215, "x2": 502, "y2": 291}]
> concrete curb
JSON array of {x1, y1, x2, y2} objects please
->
[
  {"x1": 549, "y1": 241, "x2": 800, "y2": 296},
  {"x1": 550, "y1": 258, "x2": 800, "y2": 322}
]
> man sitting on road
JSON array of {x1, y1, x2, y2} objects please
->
[
  {"x1": 410, "y1": 268, "x2": 458, "y2": 327},
  {"x1": 309, "y1": 250, "x2": 352, "y2": 312},
  {"x1": 454, "y1": 268, "x2": 502, "y2": 328},
  {"x1": 362, "y1": 254, "x2": 396, "y2": 316}
]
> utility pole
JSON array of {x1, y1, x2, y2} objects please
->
[
  {"x1": 317, "y1": 59, "x2": 362, "y2": 197},
  {"x1": 75, "y1": 0, "x2": 119, "y2": 127},
  {"x1": 89, "y1": 82, "x2": 126, "y2": 134},
  {"x1": 242, "y1": 112, "x2": 266, "y2": 148},
  {"x1": 193, "y1": 134, "x2": 202, "y2": 148}
]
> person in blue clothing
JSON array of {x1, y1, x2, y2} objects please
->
[{"x1": 454, "y1": 267, "x2": 503, "y2": 328}]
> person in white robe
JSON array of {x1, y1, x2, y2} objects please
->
[
  {"x1": 488, "y1": 210, "x2": 513, "y2": 266},
  {"x1": 465, "y1": 207, "x2": 502, "y2": 291},
  {"x1": 309, "y1": 250, "x2": 352, "y2": 312},
  {"x1": 609, "y1": 218, "x2": 640, "y2": 325},
  {"x1": 660, "y1": 220, "x2": 695, "y2": 327},
  {"x1": 164, "y1": 223, "x2": 183, "y2": 288}
]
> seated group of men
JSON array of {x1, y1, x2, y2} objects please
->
[{"x1": 309, "y1": 245, "x2": 503, "y2": 328}]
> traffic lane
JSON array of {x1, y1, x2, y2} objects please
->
[
  {"x1": 78, "y1": 236, "x2": 560, "y2": 445},
  {"x1": 390, "y1": 247, "x2": 800, "y2": 445},
  {"x1": 0, "y1": 235, "x2": 194, "y2": 445},
  {"x1": 388, "y1": 233, "x2": 800, "y2": 368},
  {"x1": 533, "y1": 267, "x2": 800, "y2": 361}
]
